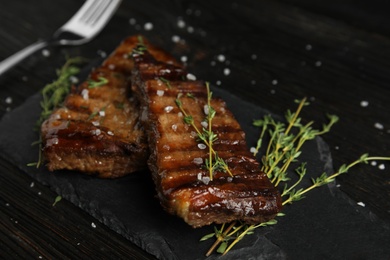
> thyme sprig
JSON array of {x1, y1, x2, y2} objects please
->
[
  {"x1": 87, "y1": 76, "x2": 108, "y2": 88},
  {"x1": 35, "y1": 57, "x2": 86, "y2": 129},
  {"x1": 202, "y1": 97, "x2": 390, "y2": 256},
  {"x1": 29, "y1": 57, "x2": 85, "y2": 168},
  {"x1": 175, "y1": 82, "x2": 233, "y2": 180}
]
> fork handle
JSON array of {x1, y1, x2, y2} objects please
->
[{"x1": 0, "y1": 40, "x2": 48, "y2": 75}]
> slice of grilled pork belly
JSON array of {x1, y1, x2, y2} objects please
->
[
  {"x1": 41, "y1": 36, "x2": 151, "y2": 178},
  {"x1": 131, "y1": 38, "x2": 282, "y2": 227}
]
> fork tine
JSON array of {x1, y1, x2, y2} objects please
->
[
  {"x1": 83, "y1": 0, "x2": 112, "y2": 26},
  {"x1": 60, "y1": 0, "x2": 122, "y2": 38}
]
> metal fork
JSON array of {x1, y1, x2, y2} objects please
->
[{"x1": 0, "y1": 0, "x2": 122, "y2": 75}]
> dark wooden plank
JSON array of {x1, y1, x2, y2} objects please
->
[{"x1": 0, "y1": 157, "x2": 155, "y2": 259}]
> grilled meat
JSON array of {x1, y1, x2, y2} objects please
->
[
  {"x1": 41, "y1": 37, "x2": 149, "y2": 178},
  {"x1": 131, "y1": 37, "x2": 282, "y2": 227}
]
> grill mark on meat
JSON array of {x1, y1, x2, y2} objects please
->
[
  {"x1": 41, "y1": 36, "x2": 150, "y2": 178},
  {"x1": 132, "y1": 37, "x2": 282, "y2": 227}
]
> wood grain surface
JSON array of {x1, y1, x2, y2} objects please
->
[{"x1": 1, "y1": 0, "x2": 389, "y2": 259}]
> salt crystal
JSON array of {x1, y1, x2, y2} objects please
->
[
  {"x1": 42, "y1": 49, "x2": 50, "y2": 57},
  {"x1": 92, "y1": 121, "x2": 100, "y2": 126},
  {"x1": 202, "y1": 176, "x2": 211, "y2": 185},
  {"x1": 99, "y1": 110, "x2": 105, "y2": 117},
  {"x1": 357, "y1": 201, "x2": 365, "y2": 207},
  {"x1": 216, "y1": 80, "x2": 221, "y2": 86},
  {"x1": 180, "y1": 56, "x2": 188, "y2": 63},
  {"x1": 107, "y1": 131, "x2": 114, "y2": 136},
  {"x1": 223, "y1": 68, "x2": 231, "y2": 76},
  {"x1": 198, "y1": 143, "x2": 207, "y2": 150},
  {"x1": 360, "y1": 100, "x2": 369, "y2": 107},
  {"x1": 201, "y1": 121, "x2": 208, "y2": 128},
  {"x1": 210, "y1": 61, "x2": 216, "y2": 66},
  {"x1": 129, "y1": 18, "x2": 136, "y2": 25},
  {"x1": 172, "y1": 35, "x2": 180, "y2": 43},
  {"x1": 193, "y1": 158, "x2": 203, "y2": 165},
  {"x1": 305, "y1": 44, "x2": 312, "y2": 51},
  {"x1": 187, "y1": 26, "x2": 194, "y2": 33},
  {"x1": 30, "y1": 182, "x2": 35, "y2": 188},
  {"x1": 156, "y1": 90, "x2": 165, "y2": 96},
  {"x1": 315, "y1": 61, "x2": 322, "y2": 67},
  {"x1": 69, "y1": 76, "x2": 79, "y2": 84},
  {"x1": 81, "y1": 89, "x2": 89, "y2": 100},
  {"x1": 177, "y1": 19, "x2": 186, "y2": 28},
  {"x1": 250, "y1": 147, "x2": 256, "y2": 153},
  {"x1": 97, "y1": 50, "x2": 107, "y2": 58},
  {"x1": 217, "y1": 54, "x2": 226, "y2": 62},
  {"x1": 371, "y1": 161, "x2": 377, "y2": 166},
  {"x1": 378, "y1": 164, "x2": 386, "y2": 170},
  {"x1": 144, "y1": 22, "x2": 153, "y2": 31},
  {"x1": 186, "y1": 73, "x2": 196, "y2": 81},
  {"x1": 272, "y1": 79, "x2": 278, "y2": 85},
  {"x1": 203, "y1": 105, "x2": 209, "y2": 115},
  {"x1": 270, "y1": 89, "x2": 276, "y2": 94},
  {"x1": 5, "y1": 97, "x2": 12, "y2": 104},
  {"x1": 374, "y1": 122, "x2": 384, "y2": 130},
  {"x1": 172, "y1": 124, "x2": 178, "y2": 131},
  {"x1": 164, "y1": 106, "x2": 174, "y2": 113},
  {"x1": 91, "y1": 222, "x2": 97, "y2": 228}
]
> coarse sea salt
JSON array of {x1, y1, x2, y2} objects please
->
[
  {"x1": 144, "y1": 22, "x2": 153, "y2": 31},
  {"x1": 374, "y1": 122, "x2": 384, "y2": 130},
  {"x1": 180, "y1": 56, "x2": 188, "y2": 63},
  {"x1": 198, "y1": 143, "x2": 207, "y2": 150},
  {"x1": 5, "y1": 97, "x2": 12, "y2": 104},
  {"x1": 164, "y1": 106, "x2": 174, "y2": 113},
  {"x1": 156, "y1": 90, "x2": 165, "y2": 96},
  {"x1": 357, "y1": 201, "x2": 365, "y2": 207},
  {"x1": 172, "y1": 35, "x2": 180, "y2": 43},
  {"x1": 42, "y1": 49, "x2": 50, "y2": 57},
  {"x1": 177, "y1": 19, "x2": 186, "y2": 28},
  {"x1": 186, "y1": 73, "x2": 196, "y2": 81},
  {"x1": 360, "y1": 100, "x2": 369, "y2": 107},
  {"x1": 217, "y1": 54, "x2": 226, "y2": 62},
  {"x1": 378, "y1": 164, "x2": 386, "y2": 170},
  {"x1": 223, "y1": 68, "x2": 231, "y2": 76}
]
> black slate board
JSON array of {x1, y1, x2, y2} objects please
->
[{"x1": 0, "y1": 84, "x2": 389, "y2": 260}]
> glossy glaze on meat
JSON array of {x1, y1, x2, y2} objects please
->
[
  {"x1": 41, "y1": 37, "x2": 149, "y2": 178},
  {"x1": 131, "y1": 37, "x2": 282, "y2": 227}
]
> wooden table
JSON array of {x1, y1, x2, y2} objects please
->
[{"x1": 1, "y1": 0, "x2": 389, "y2": 259}]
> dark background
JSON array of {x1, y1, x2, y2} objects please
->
[{"x1": 1, "y1": 0, "x2": 389, "y2": 259}]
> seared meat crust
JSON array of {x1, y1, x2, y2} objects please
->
[
  {"x1": 131, "y1": 37, "x2": 282, "y2": 227},
  {"x1": 41, "y1": 36, "x2": 149, "y2": 178}
]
